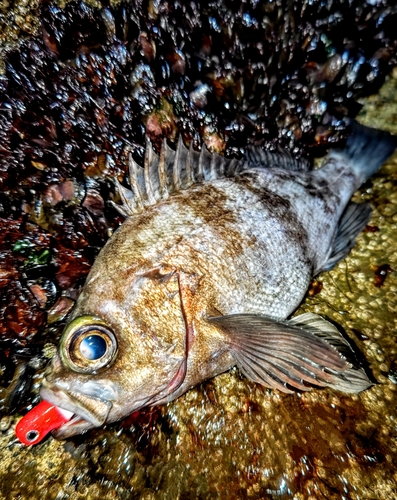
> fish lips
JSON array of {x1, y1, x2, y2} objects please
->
[
  {"x1": 40, "y1": 381, "x2": 113, "y2": 439},
  {"x1": 52, "y1": 415, "x2": 96, "y2": 439}
]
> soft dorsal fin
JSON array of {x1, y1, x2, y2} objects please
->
[
  {"x1": 245, "y1": 145, "x2": 311, "y2": 171},
  {"x1": 112, "y1": 137, "x2": 311, "y2": 217}
]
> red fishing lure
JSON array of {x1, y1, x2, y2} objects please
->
[{"x1": 16, "y1": 400, "x2": 73, "y2": 445}]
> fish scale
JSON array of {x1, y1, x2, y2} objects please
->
[{"x1": 18, "y1": 121, "x2": 397, "y2": 444}]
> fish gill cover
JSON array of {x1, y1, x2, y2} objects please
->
[{"x1": 0, "y1": 0, "x2": 397, "y2": 497}]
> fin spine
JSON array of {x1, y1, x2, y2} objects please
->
[
  {"x1": 144, "y1": 138, "x2": 157, "y2": 205},
  {"x1": 173, "y1": 135, "x2": 183, "y2": 191},
  {"x1": 158, "y1": 139, "x2": 169, "y2": 199},
  {"x1": 128, "y1": 154, "x2": 145, "y2": 211}
]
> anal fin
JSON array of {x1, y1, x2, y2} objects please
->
[
  {"x1": 319, "y1": 201, "x2": 372, "y2": 273},
  {"x1": 209, "y1": 312, "x2": 372, "y2": 394}
]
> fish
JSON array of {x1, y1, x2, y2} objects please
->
[{"x1": 35, "y1": 121, "x2": 396, "y2": 441}]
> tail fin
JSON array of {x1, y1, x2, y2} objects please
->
[{"x1": 331, "y1": 121, "x2": 397, "y2": 186}]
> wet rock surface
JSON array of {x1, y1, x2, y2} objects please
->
[{"x1": 1, "y1": 1, "x2": 397, "y2": 498}]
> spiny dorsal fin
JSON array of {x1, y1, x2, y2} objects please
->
[
  {"x1": 113, "y1": 137, "x2": 311, "y2": 217},
  {"x1": 113, "y1": 137, "x2": 228, "y2": 216}
]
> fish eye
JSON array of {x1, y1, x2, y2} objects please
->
[
  {"x1": 60, "y1": 316, "x2": 118, "y2": 374},
  {"x1": 80, "y1": 334, "x2": 107, "y2": 360}
]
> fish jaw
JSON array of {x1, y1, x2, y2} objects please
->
[
  {"x1": 40, "y1": 353, "x2": 126, "y2": 439},
  {"x1": 40, "y1": 366, "x2": 186, "y2": 439},
  {"x1": 39, "y1": 379, "x2": 113, "y2": 438},
  {"x1": 39, "y1": 382, "x2": 152, "y2": 439}
]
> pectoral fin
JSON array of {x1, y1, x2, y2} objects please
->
[{"x1": 209, "y1": 312, "x2": 372, "y2": 394}]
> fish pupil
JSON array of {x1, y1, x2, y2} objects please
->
[
  {"x1": 80, "y1": 334, "x2": 107, "y2": 360},
  {"x1": 26, "y1": 430, "x2": 39, "y2": 442}
]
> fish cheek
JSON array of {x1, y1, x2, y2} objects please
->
[
  {"x1": 116, "y1": 268, "x2": 206, "y2": 407},
  {"x1": 127, "y1": 270, "x2": 187, "y2": 350},
  {"x1": 108, "y1": 271, "x2": 189, "y2": 400}
]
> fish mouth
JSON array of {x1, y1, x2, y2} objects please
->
[
  {"x1": 40, "y1": 380, "x2": 114, "y2": 439},
  {"x1": 52, "y1": 414, "x2": 96, "y2": 439}
]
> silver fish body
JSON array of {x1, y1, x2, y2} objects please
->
[{"x1": 40, "y1": 123, "x2": 396, "y2": 439}]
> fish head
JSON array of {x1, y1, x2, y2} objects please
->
[{"x1": 41, "y1": 266, "x2": 190, "y2": 439}]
